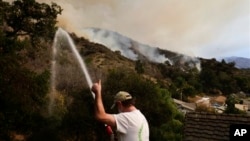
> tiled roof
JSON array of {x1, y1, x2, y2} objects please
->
[{"x1": 184, "y1": 112, "x2": 250, "y2": 141}]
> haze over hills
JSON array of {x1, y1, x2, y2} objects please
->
[
  {"x1": 82, "y1": 27, "x2": 250, "y2": 70},
  {"x1": 35, "y1": 0, "x2": 249, "y2": 59},
  {"x1": 218, "y1": 57, "x2": 250, "y2": 69},
  {"x1": 83, "y1": 27, "x2": 201, "y2": 71}
]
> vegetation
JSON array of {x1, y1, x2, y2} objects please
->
[
  {"x1": 104, "y1": 70, "x2": 184, "y2": 141},
  {"x1": 1, "y1": 0, "x2": 250, "y2": 140},
  {"x1": 2, "y1": 0, "x2": 62, "y2": 46},
  {"x1": 224, "y1": 94, "x2": 246, "y2": 114},
  {"x1": 158, "y1": 58, "x2": 250, "y2": 100},
  {"x1": 0, "y1": 0, "x2": 62, "y2": 140}
]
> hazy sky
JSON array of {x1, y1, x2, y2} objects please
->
[{"x1": 11, "y1": 0, "x2": 250, "y2": 58}]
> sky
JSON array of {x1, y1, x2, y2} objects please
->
[{"x1": 8, "y1": 0, "x2": 250, "y2": 59}]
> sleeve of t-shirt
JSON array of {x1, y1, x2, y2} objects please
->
[{"x1": 114, "y1": 114, "x2": 129, "y2": 134}]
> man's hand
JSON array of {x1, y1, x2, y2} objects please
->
[
  {"x1": 92, "y1": 79, "x2": 116, "y2": 128},
  {"x1": 91, "y1": 79, "x2": 102, "y2": 95}
]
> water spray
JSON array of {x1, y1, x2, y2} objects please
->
[
  {"x1": 60, "y1": 28, "x2": 94, "y2": 96},
  {"x1": 50, "y1": 28, "x2": 113, "y2": 140}
]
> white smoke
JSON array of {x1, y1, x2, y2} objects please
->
[
  {"x1": 83, "y1": 28, "x2": 203, "y2": 71},
  {"x1": 180, "y1": 55, "x2": 201, "y2": 71},
  {"x1": 84, "y1": 28, "x2": 138, "y2": 61},
  {"x1": 6, "y1": 0, "x2": 249, "y2": 58},
  {"x1": 83, "y1": 28, "x2": 170, "y2": 64},
  {"x1": 136, "y1": 43, "x2": 171, "y2": 64}
]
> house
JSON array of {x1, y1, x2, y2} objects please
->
[
  {"x1": 184, "y1": 112, "x2": 250, "y2": 141},
  {"x1": 195, "y1": 97, "x2": 210, "y2": 107},
  {"x1": 235, "y1": 104, "x2": 248, "y2": 111},
  {"x1": 173, "y1": 98, "x2": 196, "y2": 113},
  {"x1": 214, "y1": 105, "x2": 226, "y2": 113}
]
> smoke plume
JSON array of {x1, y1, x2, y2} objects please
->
[
  {"x1": 6, "y1": 0, "x2": 249, "y2": 58},
  {"x1": 84, "y1": 28, "x2": 171, "y2": 64},
  {"x1": 38, "y1": 0, "x2": 249, "y2": 58}
]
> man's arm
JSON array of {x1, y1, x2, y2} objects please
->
[{"x1": 92, "y1": 80, "x2": 116, "y2": 127}]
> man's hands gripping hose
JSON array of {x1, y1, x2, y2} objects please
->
[
  {"x1": 91, "y1": 80, "x2": 114, "y2": 138},
  {"x1": 91, "y1": 79, "x2": 101, "y2": 96},
  {"x1": 105, "y1": 124, "x2": 114, "y2": 136}
]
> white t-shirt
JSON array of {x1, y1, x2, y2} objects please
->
[{"x1": 113, "y1": 110, "x2": 149, "y2": 141}]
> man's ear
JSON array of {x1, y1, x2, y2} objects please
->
[{"x1": 116, "y1": 101, "x2": 122, "y2": 106}]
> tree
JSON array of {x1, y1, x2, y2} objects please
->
[
  {"x1": 135, "y1": 60, "x2": 145, "y2": 74},
  {"x1": 235, "y1": 76, "x2": 250, "y2": 93},
  {"x1": 224, "y1": 94, "x2": 244, "y2": 114},
  {"x1": 2, "y1": 0, "x2": 62, "y2": 46},
  {"x1": 0, "y1": 0, "x2": 62, "y2": 139}
]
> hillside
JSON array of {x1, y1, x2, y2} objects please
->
[
  {"x1": 84, "y1": 27, "x2": 201, "y2": 71},
  {"x1": 35, "y1": 30, "x2": 250, "y2": 95},
  {"x1": 23, "y1": 30, "x2": 250, "y2": 89},
  {"x1": 53, "y1": 33, "x2": 165, "y2": 86}
]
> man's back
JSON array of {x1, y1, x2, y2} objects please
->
[{"x1": 114, "y1": 110, "x2": 149, "y2": 141}]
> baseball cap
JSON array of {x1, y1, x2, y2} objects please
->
[{"x1": 110, "y1": 91, "x2": 132, "y2": 109}]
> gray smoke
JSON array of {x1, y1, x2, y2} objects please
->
[
  {"x1": 83, "y1": 27, "x2": 202, "y2": 71},
  {"x1": 6, "y1": 0, "x2": 249, "y2": 58},
  {"x1": 83, "y1": 28, "x2": 171, "y2": 64}
]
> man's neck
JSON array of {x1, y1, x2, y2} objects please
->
[{"x1": 123, "y1": 106, "x2": 137, "y2": 112}]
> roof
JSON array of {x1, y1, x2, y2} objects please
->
[
  {"x1": 184, "y1": 112, "x2": 250, "y2": 141},
  {"x1": 173, "y1": 98, "x2": 196, "y2": 111}
]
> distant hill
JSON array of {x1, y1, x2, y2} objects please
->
[
  {"x1": 218, "y1": 57, "x2": 250, "y2": 69},
  {"x1": 83, "y1": 27, "x2": 201, "y2": 71},
  {"x1": 83, "y1": 28, "x2": 250, "y2": 70}
]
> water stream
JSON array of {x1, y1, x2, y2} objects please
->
[{"x1": 49, "y1": 28, "x2": 94, "y2": 115}]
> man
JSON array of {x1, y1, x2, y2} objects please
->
[{"x1": 91, "y1": 80, "x2": 149, "y2": 141}]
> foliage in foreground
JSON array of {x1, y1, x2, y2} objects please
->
[{"x1": 104, "y1": 70, "x2": 184, "y2": 141}]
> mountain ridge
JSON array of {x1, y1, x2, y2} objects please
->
[
  {"x1": 217, "y1": 56, "x2": 250, "y2": 69},
  {"x1": 83, "y1": 27, "x2": 201, "y2": 71},
  {"x1": 83, "y1": 27, "x2": 249, "y2": 69}
]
